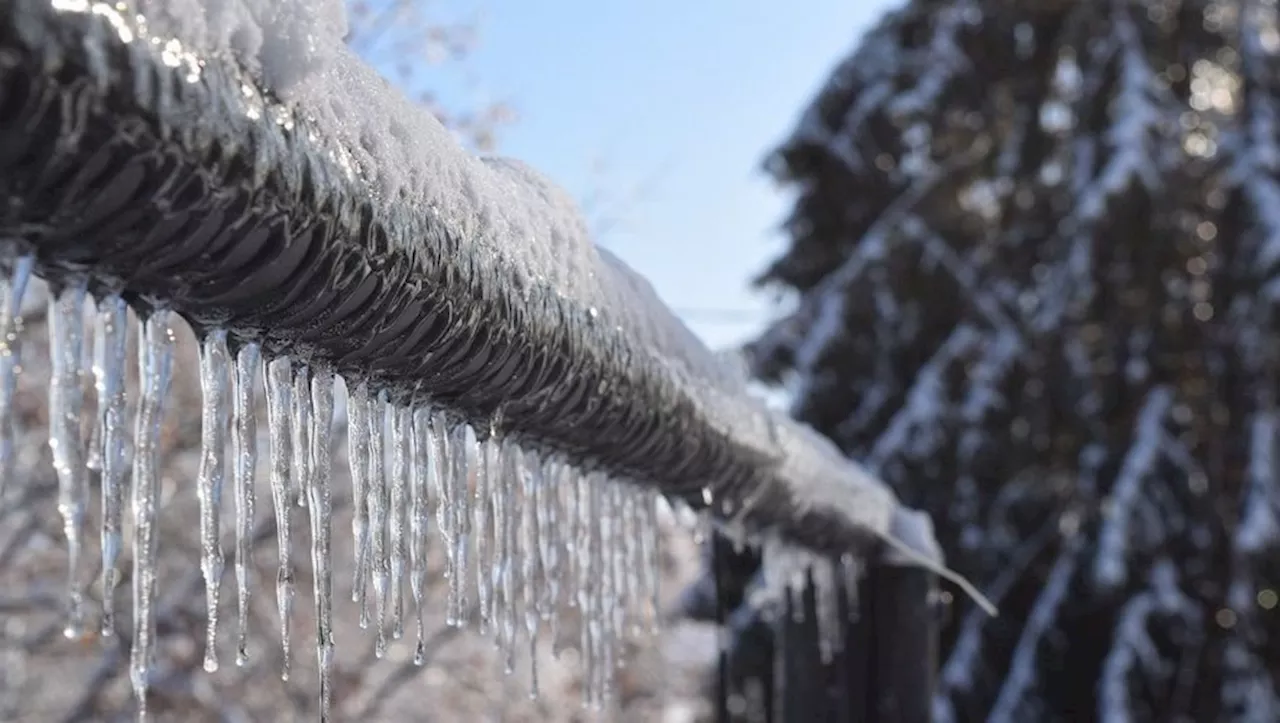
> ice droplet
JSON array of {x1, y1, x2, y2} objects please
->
[
  {"x1": 389, "y1": 404, "x2": 410, "y2": 640},
  {"x1": 346, "y1": 381, "x2": 371, "y2": 618},
  {"x1": 49, "y1": 282, "x2": 89, "y2": 640},
  {"x1": 0, "y1": 255, "x2": 33, "y2": 497},
  {"x1": 95, "y1": 295, "x2": 128, "y2": 637},
  {"x1": 307, "y1": 368, "x2": 337, "y2": 722},
  {"x1": 232, "y1": 343, "x2": 260, "y2": 667},
  {"x1": 409, "y1": 407, "x2": 432, "y2": 665},
  {"x1": 264, "y1": 356, "x2": 295, "y2": 680},
  {"x1": 195, "y1": 330, "x2": 230, "y2": 672},
  {"x1": 368, "y1": 390, "x2": 390, "y2": 655},
  {"x1": 129, "y1": 310, "x2": 176, "y2": 721}
]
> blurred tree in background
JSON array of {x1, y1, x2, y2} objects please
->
[{"x1": 740, "y1": 0, "x2": 1280, "y2": 719}]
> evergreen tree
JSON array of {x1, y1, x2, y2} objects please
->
[{"x1": 745, "y1": 0, "x2": 1280, "y2": 719}]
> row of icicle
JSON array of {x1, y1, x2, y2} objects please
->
[{"x1": 0, "y1": 258, "x2": 664, "y2": 721}]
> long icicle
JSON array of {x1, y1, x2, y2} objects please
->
[
  {"x1": 264, "y1": 356, "x2": 295, "y2": 680},
  {"x1": 450, "y1": 423, "x2": 475, "y2": 628},
  {"x1": 475, "y1": 430, "x2": 493, "y2": 635},
  {"x1": 347, "y1": 381, "x2": 372, "y2": 621},
  {"x1": 389, "y1": 405, "x2": 410, "y2": 640},
  {"x1": 307, "y1": 367, "x2": 337, "y2": 723},
  {"x1": 521, "y1": 449, "x2": 542, "y2": 698},
  {"x1": 410, "y1": 406, "x2": 432, "y2": 665},
  {"x1": 49, "y1": 281, "x2": 89, "y2": 640},
  {"x1": 232, "y1": 342, "x2": 261, "y2": 666},
  {"x1": 368, "y1": 389, "x2": 390, "y2": 655},
  {"x1": 432, "y1": 412, "x2": 456, "y2": 626},
  {"x1": 129, "y1": 310, "x2": 175, "y2": 722},
  {"x1": 291, "y1": 363, "x2": 312, "y2": 509},
  {"x1": 195, "y1": 330, "x2": 231, "y2": 672},
  {"x1": 96, "y1": 295, "x2": 128, "y2": 637},
  {"x1": 491, "y1": 438, "x2": 511, "y2": 657},
  {"x1": 0, "y1": 255, "x2": 33, "y2": 496}
]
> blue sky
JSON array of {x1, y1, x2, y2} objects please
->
[{"x1": 411, "y1": 0, "x2": 896, "y2": 349}]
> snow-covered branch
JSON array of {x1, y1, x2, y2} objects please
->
[
  {"x1": 986, "y1": 536, "x2": 1085, "y2": 723},
  {"x1": 1092, "y1": 386, "x2": 1174, "y2": 592}
]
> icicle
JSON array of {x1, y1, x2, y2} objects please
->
[
  {"x1": 566, "y1": 464, "x2": 582, "y2": 614},
  {"x1": 195, "y1": 330, "x2": 231, "y2": 671},
  {"x1": 410, "y1": 407, "x2": 432, "y2": 665},
  {"x1": 637, "y1": 491, "x2": 661, "y2": 634},
  {"x1": 86, "y1": 302, "x2": 102, "y2": 474},
  {"x1": 96, "y1": 296, "x2": 129, "y2": 637},
  {"x1": 536, "y1": 456, "x2": 558, "y2": 621},
  {"x1": 129, "y1": 310, "x2": 175, "y2": 721},
  {"x1": 599, "y1": 484, "x2": 621, "y2": 704},
  {"x1": 49, "y1": 282, "x2": 89, "y2": 640},
  {"x1": 811, "y1": 558, "x2": 842, "y2": 663},
  {"x1": 432, "y1": 412, "x2": 456, "y2": 625},
  {"x1": 840, "y1": 553, "x2": 861, "y2": 618},
  {"x1": 521, "y1": 451, "x2": 543, "y2": 698},
  {"x1": 490, "y1": 440, "x2": 510, "y2": 655},
  {"x1": 346, "y1": 381, "x2": 371, "y2": 617},
  {"x1": 291, "y1": 363, "x2": 312, "y2": 508},
  {"x1": 307, "y1": 368, "x2": 337, "y2": 722},
  {"x1": 447, "y1": 423, "x2": 475, "y2": 628},
  {"x1": 368, "y1": 390, "x2": 390, "y2": 654},
  {"x1": 498, "y1": 442, "x2": 519, "y2": 675},
  {"x1": 622, "y1": 488, "x2": 645, "y2": 638},
  {"x1": 264, "y1": 356, "x2": 295, "y2": 680},
  {"x1": 0, "y1": 255, "x2": 33, "y2": 496},
  {"x1": 575, "y1": 472, "x2": 597, "y2": 708},
  {"x1": 232, "y1": 343, "x2": 260, "y2": 666},
  {"x1": 389, "y1": 405, "x2": 410, "y2": 640},
  {"x1": 474, "y1": 431, "x2": 494, "y2": 635}
]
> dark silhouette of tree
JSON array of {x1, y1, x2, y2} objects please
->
[{"x1": 739, "y1": 0, "x2": 1280, "y2": 719}]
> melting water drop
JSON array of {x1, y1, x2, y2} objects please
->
[
  {"x1": 232, "y1": 343, "x2": 260, "y2": 666},
  {"x1": 95, "y1": 295, "x2": 128, "y2": 636},
  {"x1": 264, "y1": 356, "x2": 295, "y2": 680},
  {"x1": 368, "y1": 390, "x2": 390, "y2": 654},
  {"x1": 307, "y1": 368, "x2": 337, "y2": 722},
  {"x1": 49, "y1": 282, "x2": 89, "y2": 639},
  {"x1": 389, "y1": 405, "x2": 410, "y2": 640},
  {"x1": 129, "y1": 310, "x2": 176, "y2": 721},
  {"x1": 195, "y1": 330, "x2": 230, "y2": 671},
  {"x1": 0, "y1": 255, "x2": 33, "y2": 496}
]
